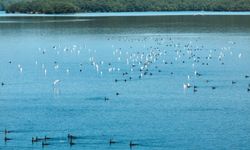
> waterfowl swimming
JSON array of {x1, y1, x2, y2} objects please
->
[
  {"x1": 32, "y1": 137, "x2": 37, "y2": 143},
  {"x1": 129, "y1": 141, "x2": 139, "y2": 148},
  {"x1": 205, "y1": 80, "x2": 211, "y2": 83},
  {"x1": 116, "y1": 92, "x2": 120, "y2": 96},
  {"x1": 183, "y1": 83, "x2": 192, "y2": 89},
  {"x1": 195, "y1": 72, "x2": 202, "y2": 76},
  {"x1": 4, "y1": 129, "x2": 11, "y2": 134},
  {"x1": 232, "y1": 81, "x2": 237, "y2": 84},
  {"x1": 68, "y1": 134, "x2": 76, "y2": 140},
  {"x1": 35, "y1": 136, "x2": 43, "y2": 141},
  {"x1": 4, "y1": 137, "x2": 11, "y2": 142},
  {"x1": 109, "y1": 139, "x2": 116, "y2": 145},
  {"x1": 67, "y1": 134, "x2": 73, "y2": 139},
  {"x1": 44, "y1": 136, "x2": 51, "y2": 141}
]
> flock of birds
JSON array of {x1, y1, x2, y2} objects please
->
[
  {"x1": 1, "y1": 36, "x2": 249, "y2": 94},
  {"x1": 1, "y1": 35, "x2": 250, "y2": 149},
  {"x1": 2, "y1": 129, "x2": 140, "y2": 149}
]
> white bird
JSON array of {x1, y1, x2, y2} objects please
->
[
  {"x1": 238, "y1": 53, "x2": 242, "y2": 58},
  {"x1": 53, "y1": 80, "x2": 60, "y2": 86},
  {"x1": 19, "y1": 67, "x2": 23, "y2": 73},
  {"x1": 54, "y1": 65, "x2": 59, "y2": 70},
  {"x1": 183, "y1": 83, "x2": 191, "y2": 89}
]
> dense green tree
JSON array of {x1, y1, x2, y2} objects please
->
[{"x1": 3, "y1": 0, "x2": 250, "y2": 14}]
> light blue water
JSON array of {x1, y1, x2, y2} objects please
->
[{"x1": 0, "y1": 13, "x2": 250, "y2": 150}]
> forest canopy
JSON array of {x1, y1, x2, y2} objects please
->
[{"x1": 1, "y1": 0, "x2": 250, "y2": 14}]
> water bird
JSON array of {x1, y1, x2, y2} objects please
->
[
  {"x1": 109, "y1": 139, "x2": 116, "y2": 145},
  {"x1": 245, "y1": 75, "x2": 250, "y2": 78},
  {"x1": 104, "y1": 97, "x2": 109, "y2": 101},
  {"x1": 32, "y1": 137, "x2": 37, "y2": 143},
  {"x1": 4, "y1": 129, "x2": 11, "y2": 135},
  {"x1": 44, "y1": 136, "x2": 51, "y2": 141},
  {"x1": 195, "y1": 71, "x2": 202, "y2": 76},
  {"x1": 183, "y1": 83, "x2": 192, "y2": 89},
  {"x1": 1, "y1": 82, "x2": 4, "y2": 86},
  {"x1": 33, "y1": 136, "x2": 43, "y2": 142},
  {"x1": 67, "y1": 134, "x2": 76, "y2": 140},
  {"x1": 116, "y1": 92, "x2": 120, "y2": 96},
  {"x1": 232, "y1": 81, "x2": 237, "y2": 84},
  {"x1": 4, "y1": 137, "x2": 12, "y2": 142},
  {"x1": 211, "y1": 86, "x2": 216, "y2": 90},
  {"x1": 205, "y1": 80, "x2": 211, "y2": 83},
  {"x1": 53, "y1": 80, "x2": 60, "y2": 86},
  {"x1": 129, "y1": 141, "x2": 139, "y2": 148}
]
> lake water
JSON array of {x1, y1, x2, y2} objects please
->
[{"x1": 0, "y1": 12, "x2": 250, "y2": 150}]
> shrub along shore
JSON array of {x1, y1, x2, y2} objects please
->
[{"x1": 1, "y1": 0, "x2": 250, "y2": 14}]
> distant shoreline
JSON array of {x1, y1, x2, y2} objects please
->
[
  {"x1": 2, "y1": 0, "x2": 250, "y2": 15},
  {"x1": 1, "y1": 11, "x2": 250, "y2": 17}
]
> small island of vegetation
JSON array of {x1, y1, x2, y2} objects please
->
[{"x1": 1, "y1": 0, "x2": 250, "y2": 14}]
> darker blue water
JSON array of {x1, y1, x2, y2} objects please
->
[{"x1": 0, "y1": 13, "x2": 250, "y2": 149}]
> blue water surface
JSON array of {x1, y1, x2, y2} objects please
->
[{"x1": 0, "y1": 13, "x2": 250, "y2": 150}]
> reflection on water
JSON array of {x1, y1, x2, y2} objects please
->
[
  {"x1": 0, "y1": 13, "x2": 250, "y2": 150},
  {"x1": 0, "y1": 15, "x2": 250, "y2": 34}
]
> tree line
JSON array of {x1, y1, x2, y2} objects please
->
[{"x1": 2, "y1": 0, "x2": 250, "y2": 14}]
